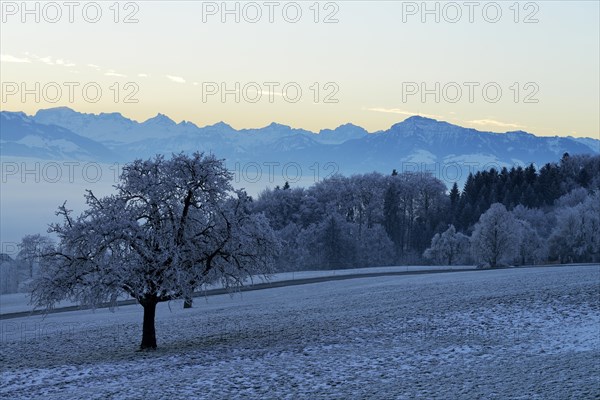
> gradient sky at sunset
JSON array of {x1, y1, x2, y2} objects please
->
[{"x1": 1, "y1": 1, "x2": 598, "y2": 138}]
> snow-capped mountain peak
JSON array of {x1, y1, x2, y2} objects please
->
[{"x1": 142, "y1": 113, "x2": 176, "y2": 126}]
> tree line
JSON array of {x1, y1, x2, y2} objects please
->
[{"x1": 250, "y1": 153, "x2": 600, "y2": 269}]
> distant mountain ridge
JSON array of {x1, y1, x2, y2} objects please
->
[
  {"x1": 1, "y1": 111, "x2": 116, "y2": 161},
  {"x1": 1, "y1": 108, "x2": 598, "y2": 177}
]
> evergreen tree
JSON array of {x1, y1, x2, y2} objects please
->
[
  {"x1": 536, "y1": 163, "x2": 562, "y2": 205},
  {"x1": 449, "y1": 182, "x2": 460, "y2": 209}
]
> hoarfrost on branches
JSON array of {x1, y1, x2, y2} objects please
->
[{"x1": 32, "y1": 153, "x2": 280, "y2": 349}]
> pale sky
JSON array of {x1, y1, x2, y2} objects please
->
[{"x1": 1, "y1": 0, "x2": 599, "y2": 138}]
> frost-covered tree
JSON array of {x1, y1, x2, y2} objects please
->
[
  {"x1": 549, "y1": 191, "x2": 600, "y2": 263},
  {"x1": 321, "y1": 214, "x2": 355, "y2": 269},
  {"x1": 470, "y1": 203, "x2": 520, "y2": 268},
  {"x1": 272, "y1": 222, "x2": 304, "y2": 271},
  {"x1": 511, "y1": 204, "x2": 553, "y2": 239},
  {"x1": 383, "y1": 183, "x2": 402, "y2": 249},
  {"x1": 423, "y1": 225, "x2": 470, "y2": 265},
  {"x1": 294, "y1": 213, "x2": 357, "y2": 270},
  {"x1": 356, "y1": 224, "x2": 395, "y2": 267},
  {"x1": 514, "y1": 219, "x2": 547, "y2": 265},
  {"x1": 32, "y1": 153, "x2": 279, "y2": 350},
  {"x1": 382, "y1": 172, "x2": 447, "y2": 257},
  {"x1": 17, "y1": 234, "x2": 53, "y2": 279},
  {"x1": 0, "y1": 254, "x2": 20, "y2": 294},
  {"x1": 554, "y1": 187, "x2": 589, "y2": 208}
]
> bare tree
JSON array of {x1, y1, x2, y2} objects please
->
[{"x1": 32, "y1": 153, "x2": 280, "y2": 350}]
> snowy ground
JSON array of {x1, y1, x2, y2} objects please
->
[
  {"x1": 0, "y1": 265, "x2": 475, "y2": 315},
  {"x1": 1, "y1": 265, "x2": 598, "y2": 399}
]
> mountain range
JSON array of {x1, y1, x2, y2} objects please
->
[{"x1": 1, "y1": 107, "x2": 598, "y2": 180}]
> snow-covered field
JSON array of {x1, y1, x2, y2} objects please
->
[
  {"x1": 1, "y1": 265, "x2": 598, "y2": 399},
  {"x1": 0, "y1": 265, "x2": 475, "y2": 315}
]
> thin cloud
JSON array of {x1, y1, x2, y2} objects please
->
[
  {"x1": 38, "y1": 56, "x2": 54, "y2": 65},
  {"x1": 87, "y1": 64, "x2": 101, "y2": 69},
  {"x1": 1, "y1": 54, "x2": 31, "y2": 63},
  {"x1": 466, "y1": 119, "x2": 524, "y2": 129},
  {"x1": 366, "y1": 107, "x2": 443, "y2": 120},
  {"x1": 56, "y1": 59, "x2": 76, "y2": 67},
  {"x1": 105, "y1": 69, "x2": 126, "y2": 77},
  {"x1": 138, "y1": 73, "x2": 149, "y2": 78},
  {"x1": 27, "y1": 54, "x2": 76, "y2": 67},
  {"x1": 166, "y1": 75, "x2": 186, "y2": 84}
]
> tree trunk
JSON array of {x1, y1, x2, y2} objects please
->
[
  {"x1": 183, "y1": 298, "x2": 193, "y2": 308},
  {"x1": 140, "y1": 297, "x2": 158, "y2": 350}
]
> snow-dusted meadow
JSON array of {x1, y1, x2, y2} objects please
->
[
  {"x1": 1, "y1": 265, "x2": 599, "y2": 399},
  {"x1": 0, "y1": 265, "x2": 475, "y2": 315}
]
